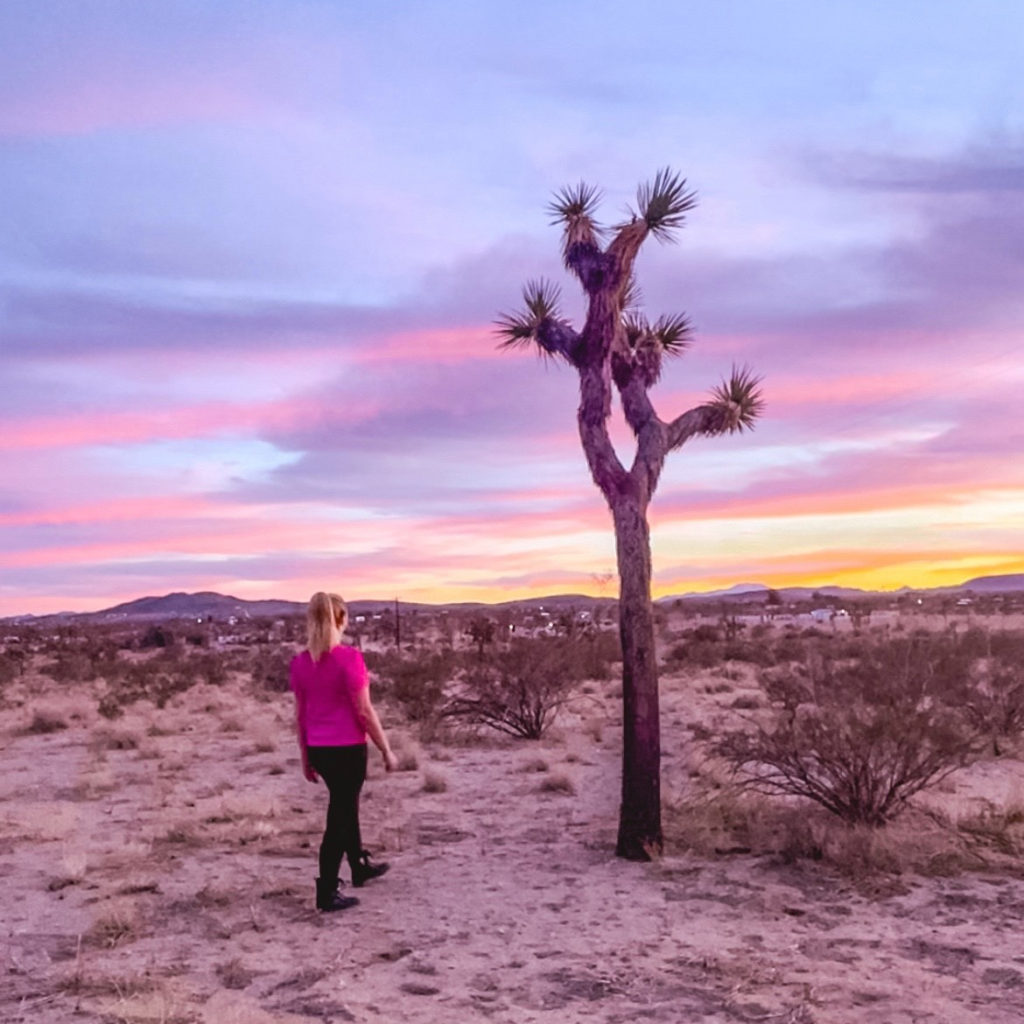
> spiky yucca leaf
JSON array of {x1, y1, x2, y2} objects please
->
[
  {"x1": 622, "y1": 311, "x2": 649, "y2": 349},
  {"x1": 547, "y1": 181, "x2": 602, "y2": 225},
  {"x1": 523, "y1": 278, "x2": 561, "y2": 319},
  {"x1": 621, "y1": 275, "x2": 643, "y2": 313},
  {"x1": 635, "y1": 168, "x2": 698, "y2": 242},
  {"x1": 704, "y1": 365, "x2": 765, "y2": 434},
  {"x1": 495, "y1": 279, "x2": 562, "y2": 350},
  {"x1": 651, "y1": 312, "x2": 693, "y2": 355}
]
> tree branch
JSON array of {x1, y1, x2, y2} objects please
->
[
  {"x1": 577, "y1": 363, "x2": 628, "y2": 499},
  {"x1": 665, "y1": 406, "x2": 715, "y2": 451}
]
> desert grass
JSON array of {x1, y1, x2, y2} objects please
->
[
  {"x1": 21, "y1": 708, "x2": 68, "y2": 734},
  {"x1": 421, "y1": 769, "x2": 448, "y2": 793},
  {"x1": 89, "y1": 724, "x2": 141, "y2": 751},
  {"x1": 537, "y1": 771, "x2": 575, "y2": 795},
  {"x1": 85, "y1": 898, "x2": 140, "y2": 949}
]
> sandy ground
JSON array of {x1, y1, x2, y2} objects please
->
[{"x1": 3, "y1": 660, "x2": 1024, "y2": 1024}]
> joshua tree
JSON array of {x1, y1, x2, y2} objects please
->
[{"x1": 497, "y1": 170, "x2": 763, "y2": 859}]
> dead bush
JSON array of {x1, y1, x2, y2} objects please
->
[
  {"x1": 368, "y1": 650, "x2": 454, "y2": 722},
  {"x1": 24, "y1": 710, "x2": 69, "y2": 734},
  {"x1": 717, "y1": 635, "x2": 983, "y2": 826},
  {"x1": 442, "y1": 637, "x2": 583, "y2": 739}
]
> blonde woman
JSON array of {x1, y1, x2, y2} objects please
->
[{"x1": 290, "y1": 592, "x2": 398, "y2": 912}]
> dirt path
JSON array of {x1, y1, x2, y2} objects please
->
[{"x1": 3, "y1": 679, "x2": 1024, "y2": 1023}]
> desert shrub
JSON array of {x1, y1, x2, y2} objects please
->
[
  {"x1": 537, "y1": 771, "x2": 575, "y2": 795},
  {"x1": 717, "y1": 635, "x2": 982, "y2": 826},
  {"x1": 24, "y1": 710, "x2": 68, "y2": 734},
  {"x1": 96, "y1": 651, "x2": 196, "y2": 715},
  {"x1": 192, "y1": 651, "x2": 229, "y2": 687},
  {"x1": 574, "y1": 628, "x2": 621, "y2": 679},
  {"x1": 421, "y1": 769, "x2": 448, "y2": 793},
  {"x1": 668, "y1": 639, "x2": 720, "y2": 669},
  {"x1": 41, "y1": 652, "x2": 96, "y2": 684},
  {"x1": 250, "y1": 646, "x2": 292, "y2": 692},
  {"x1": 442, "y1": 636, "x2": 583, "y2": 739},
  {"x1": 0, "y1": 654, "x2": 16, "y2": 689},
  {"x1": 934, "y1": 631, "x2": 1024, "y2": 754},
  {"x1": 368, "y1": 650, "x2": 454, "y2": 722},
  {"x1": 139, "y1": 625, "x2": 176, "y2": 649}
]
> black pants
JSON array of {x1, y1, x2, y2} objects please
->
[{"x1": 307, "y1": 744, "x2": 367, "y2": 883}]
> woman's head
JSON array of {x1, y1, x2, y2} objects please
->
[{"x1": 306, "y1": 591, "x2": 347, "y2": 660}]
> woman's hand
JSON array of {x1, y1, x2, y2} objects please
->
[
  {"x1": 302, "y1": 759, "x2": 319, "y2": 783},
  {"x1": 382, "y1": 749, "x2": 399, "y2": 773}
]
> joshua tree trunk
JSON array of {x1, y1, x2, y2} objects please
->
[
  {"x1": 498, "y1": 170, "x2": 763, "y2": 860},
  {"x1": 611, "y1": 495, "x2": 661, "y2": 857}
]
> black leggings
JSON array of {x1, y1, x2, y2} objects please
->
[{"x1": 307, "y1": 744, "x2": 367, "y2": 883}]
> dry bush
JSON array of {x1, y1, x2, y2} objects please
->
[
  {"x1": 421, "y1": 769, "x2": 448, "y2": 793},
  {"x1": 537, "y1": 771, "x2": 575, "y2": 795},
  {"x1": 97, "y1": 651, "x2": 198, "y2": 716},
  {"x1": 664, "y1": 787, "x2": 992, "y2": 878},
  {"x1": 23, "y1": 709, "x2": 68, "y2": 734},
  {"x1": 717, "y1": 634, "x2": 983, "y2": 826},
  {"x1": 216, "y1": 958, "x2": 255, "y2": 990},
  {"x1": 250, "y1": 645, "x2": 293, "y2": 692},
  {"x1": 90, "y1": 724, "x2": 141, "y2": 751},
  {"x1": 368, "y1": 649, "x2": 455, "y2": 722},
  {"x1": 86, "y1": 899, "x2": 140, "y2": 949},
  {"x1": 395, "y1": 749, "x2": 419, "y2": 771},
  {"x1": 442, "y1": 637, "x2": 584, "y2": 739}
]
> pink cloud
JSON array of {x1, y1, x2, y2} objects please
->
[
  {"x1": 351, "y1": 324, "x2": 503, "y2": 365},
  {"x1": 0, "y1": 395, "x2": 383, "y2": 451}
]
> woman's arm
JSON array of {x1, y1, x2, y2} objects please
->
[
  {"x1": 353, "y1": 688, "x2": 398, "y2": 771},
  {"x1": 293, "y1": 694, "x2": 318, "y2": 783}
]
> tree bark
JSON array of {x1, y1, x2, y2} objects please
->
[{"x1": 611, "y1": 493, "x2": 662, "y2": 859}]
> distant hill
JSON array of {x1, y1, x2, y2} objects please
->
[
  {"x1": 5, "y1": 573, "x2": 1024, "y2": 625},
  {"x1": 100, "y1": 591, "x2": 305, "y2": 620},
  {"x1": 958, "y1": 574, "x2": 1024, "y2": 593},
  {"x1": 659, "y1": 584, "x2": 872, "y2": 604}
]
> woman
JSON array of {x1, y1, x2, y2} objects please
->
[{"x1": 290, "y1": 591, "x2": 398, "y2": 912}]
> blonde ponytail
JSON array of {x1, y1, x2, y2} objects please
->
[{"x1": 306, "y1": 591, "x2": 343, "y2": 661}]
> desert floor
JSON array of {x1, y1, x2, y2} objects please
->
[{"x1": 3, "y1": 641, "x2": 1024, "y2": 1024}]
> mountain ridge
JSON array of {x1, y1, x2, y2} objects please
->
[{"x1": 4, "y1": 573, "x2": 1023, "y2": 624}]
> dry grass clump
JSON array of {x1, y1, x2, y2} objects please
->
[
  {"x1": 395, "y1": 749, "x2": 419, "y2": 771},
  {"x1": 518, "y1": 756, "x2": 549, "y2": 773},
  {"x1": 956, "y1": 800, "x2": 1024, "y2": 856},
  {"x1": 89, "y1": 724, "x2": 141, "y2": 751},
  {"x1": 48, "y1": 848, "x2": 89, "y2": 891},
  {"x1": 215, "y1": 957, "x2": 255, "y2": 990},
  {"x1": 663, "y1": 785, "x2": 1016, "y2": 879},
  {"x1": 536, "y1": 772, "x2": 575, "y2": 795},
  {"x1": 421, "y1": 769, "x2": 449, "y2": 793},
  {"x1": 86, "y1": 898, "x2": 140, "y2": 949},
  {"x1": 22, "y1": 709, "x2": 68, "y2": 734}
]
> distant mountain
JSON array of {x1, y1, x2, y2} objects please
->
[
  {"x1": 958, "y1": 574, "x2": 1024, "y2": 593},
  {"x1": 660, "y1": 573, "x2": 1024, "y2": 604},
  {"x1": 99, "y1": 591, "x2": 305, "y2": 620},
  {"x1": 659, "y1": 583, "x2": 871, "y2": 604},
  {"x1": 5, "y1": 573, "x2": 1024, "y2": 625}
]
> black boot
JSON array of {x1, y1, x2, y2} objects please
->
[
  {"x1": 315, "y1": 877, "x2": 359, "y2": 912},
  {"x1": 351, "y1": 850, "x2": 390, "y2": 888}
]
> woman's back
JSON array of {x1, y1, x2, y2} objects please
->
[{"x1": 290, "y1": 644, "x2": 368, "y2": 746}]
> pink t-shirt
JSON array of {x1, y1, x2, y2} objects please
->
[{"x1": 289, "y1": 645, "x2": 369, "y2": 747}]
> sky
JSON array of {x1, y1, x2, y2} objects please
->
[{"x1": 2, "y1": 0, "x2": 1023, "y2": 616}]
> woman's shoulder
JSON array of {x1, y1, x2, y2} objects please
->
[{"x1": 330, "y1": 643, "x2": 364, "y2": 664}]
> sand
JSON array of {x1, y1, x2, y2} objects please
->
[{"x1": 2, "y1": 652, "x2": 1023, "y2": 1024}]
